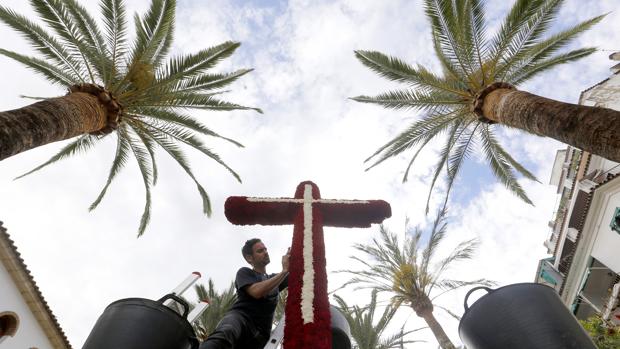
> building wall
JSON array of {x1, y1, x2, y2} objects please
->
[
  {"x1": 537, "y1": 60, "x2": 620, "y2": 319},
  {"x1": 591, "y1": 187, "x2": 620, "y2": 272},
  {"x1": 0, "y1": 262, "x2": 54, "y2": 349}
]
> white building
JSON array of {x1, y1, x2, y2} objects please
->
[
  {"x1": 535, "y1": 52, "x2": 620, "y2": 325},
  {"x1": 0, "y1": 221, "x2": 71, "y2": 348}
]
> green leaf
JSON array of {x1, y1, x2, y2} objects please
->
[
  {"x1": 124, "y1": 126, "x2": 153, "y2": 237},
  {"x1": 140, "y1": 120, "x2": 241, "y2": 183},
  {"x1": 135, "y1": 121, "x2": 212, "y2": 216},
  {"x1": 133, "y1": 108, "x2": 244, "y2": 147},
  {"x1": 0, "y1": 4, "x2": 87, "y2": 82},
  {"x1": 99, "y1": 0, "x2": 128, "y2": 85},
  {"x1": 0, "y1": 48, "x2": 76, "y2": 85},
  {"x1": 14, "y1": 135, "x2": 99, "y2": 179},
  {"x1": 479, "y1": 125, "x2": 533, "y2": 205},
  {"x1": 89, "y1": 132, "x2": 131, "y2": 211},
  {"x1": 30, "y1": 0, "x2": 97, "y2": 82},
  {"x1": 352, "y1": 89, "x2": 464, "y2": 112}
]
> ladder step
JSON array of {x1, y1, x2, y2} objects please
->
[{"x1": 263, "y1": 316, "x2": 285, "y2": 349}]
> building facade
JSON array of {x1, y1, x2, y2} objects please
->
[
  {"x1": 535, "y1": 53, "x2": 620, "y2": 325},
  {"x1": 0, "y1": 221, "x2": 71, "y2": 348}
]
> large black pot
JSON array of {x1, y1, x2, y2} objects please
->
[
  {"x1": 330, "y1": 305, "x2": 352, "y2": 349},
  {"x1": 82, "y1": 294, "x2": 199, "y2": 349},
  {"x1": 458, "y1": 283, "x2": 596, "y2": 349}
]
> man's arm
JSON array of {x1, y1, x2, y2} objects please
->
[
  {"x1": 246, "y1": 248, "x2": 290, "y2": 299},
  {"x1": 245, "y1": 271, "x2": 288, "y2": 299}
]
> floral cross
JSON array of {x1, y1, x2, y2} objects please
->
[{"x1": 225, "y1": 181, "x2": 391, "y2": 349}]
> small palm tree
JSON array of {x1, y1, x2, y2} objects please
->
[
  {"x1": 340, "y1": 208, "x2": 492, "y2": 349},
  {"x1": 192, "y1": 279, "x2": 237, "y2": 341},
  {"x1": 274, "y1": 288, "x2": 287, "y2": 326},
  {"x1": 0, "y1": 0, "x2": 260, "y2": 235},
  {"x1": 353, "y1": 0, "x2": 618, "y2": 210},
  {"x1": 334, "y1": 289, "x2": 425, "y2": 349}
]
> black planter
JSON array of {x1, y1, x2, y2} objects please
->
[
  {"x1": 330, "y1": 305, "x2": 352, "y2": 349},
  {"x1": 458, "y1": 283, "x2": 596, "y2": 349},
  {"x1": 82, "y1": 294, "x2": 199, "y2": 349}
]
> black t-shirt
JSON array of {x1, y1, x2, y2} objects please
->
[{"x1": 230, "y1": 267, "x2": 288, "y2": 335}]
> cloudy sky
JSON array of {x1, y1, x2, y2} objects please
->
[{"x1": 1, "y1": 0, "x2": 619, "y2": 347}]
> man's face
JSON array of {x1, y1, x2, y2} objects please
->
[{"x1": 249, "y1": 241, "x2": 270, "y2": 267}]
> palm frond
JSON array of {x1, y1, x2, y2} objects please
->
[
  {"x1": 463, "y1": 0, "x2": 489, "y2": 87},
  {"x1": 434, "y1": 278, "x2": 491, "y2": 292},
  {"x1": 0, "y1": 48, "x2": 76, "y2": 85},
  {"x1": 63, "y1": 0, "x2": 111, "y2": 81},
  {"x1": 433, "y1": 304, "x2": 462, "y2": 321},
  {"x1": 157, "y1": 41, "x2": 242, "y2": 82},
  {"x1": 365, "y1": 110, "x2": 462, "y2": 171},
  {"x1": 100, "y1": 0, "x2": 128, "y2": 85},
  {"x1": 438, "y1": 121, "x2": 480, "y2": 212},
  {"x1": 479, "y1": 125, "x2": 533, "y2": 204},
  {"x1": 424, "y1": 0, "x2": 476, "y2": 83},
  {"x1": 126, "y1": 121, "x2": 159, "y2": 184},
  {"x1": 130, "y1": 0, "x2": 175, "y2": 67},
  {"x1": 14, "y1": 135, "x2": 99, "y2": 179},
  {"x1": 431, "y1": 238, "x2": 480, "y2": 286},
  {"x1": 423, "y1": 119, "x2": 470, "y2": 213},
  {"x1": 487, "y1": 0, "x2": 535, "y2": 62},
  {"x1": 30, "y1": 0, "x2": 97, "y2": 82},
  {"x1": 505, "y1": 13, "x2": 604, "y2": 83},
  {"x1": 352, "y1": 89, "x2": 464, "y2": 112},
  {"x1": 138, "y1": 119, "x2": 241, "y2": 183},
  {"x1": 137, "y1": 91, "x2": 262, "y2": 113},
  {"x1": 334, "y1": 290, "x2": 418, "y2": 349},
  {"x1": 124, "y1": 126, "x2": 153, "y2": 237},
  {"x1": 134, "y1": 108, "x2": 244, "y2": 147},
  {"x1": 89, "y1": 132, "x2": 131, "y2": 211},
  {"x1": 170, "y1": 69, "x2": 253, "y2": 94},
  {"x1": 509, "y1": 47, "x2": 597, "y2": 86},
  {"x1": 354, "y1": 50, "x2": 468, "y2": 96},
  {"x1": 0, "y1": 5, "x2": 87, "y2": 82},
  {"x1": 133, "y1": 120, "x2": 212, "y2": 215},
  {"x1": 420, "y1": 207, "x2": 448, "y2": 274},
  {"x1": 495, "y1": 0, "x2": 563, "y2": 80}
]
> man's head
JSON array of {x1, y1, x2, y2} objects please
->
[{"x1": 242, "y1": 238, "x2": 270, "y2": 267}]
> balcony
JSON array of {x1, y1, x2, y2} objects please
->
[
  {"x1": 537, "y1": 257, "x2": 563, "y2": 291},
  {"x1": 574, "y1": 259, "x2": 620, "y2": 320}
]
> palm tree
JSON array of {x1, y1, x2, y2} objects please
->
[
  {"x1": 340, "y1": 208, "x2": 492, "y2": 349},
  {"x1": 352, "y1": 0, "x2": 618, "y2": 210},
  {"x1": 192, "y1": 279, "x2": 237, "y2": 341},
  {"x1": 334, "y1": 289, "x2": 425, "y2": 349},
  {"x1": 274, "y1": 288, "x2": 287, "y2": 326},
  {"x1": 0, "y1": 0, "x2": 260, "y2": 235}
]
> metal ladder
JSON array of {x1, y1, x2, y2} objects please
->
[
  {"x1": 164, "y1": 272, "x2": 210, "y2": 323},
  {"x1": 263, "y1": 315, "x2": 285, "y2": 349}
]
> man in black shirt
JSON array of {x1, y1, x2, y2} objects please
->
[{"x1": 199, "y1": 238, "x2": 290, "y2": 349}]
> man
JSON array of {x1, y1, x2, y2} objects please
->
[{"x1": 200, "y1": 238, "x2": 290, "y2": 349}]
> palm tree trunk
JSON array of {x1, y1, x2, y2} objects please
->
[
  {"x1": 481, "y1": 88, "x2": 620, "y2": 162},
  {"x1": 420, "y1": 311, "x2": 456, "y2": 349},
  {"x1": 422, "y1": 312, "x2": 456, "y2": 349},
  {"x1": 0, "y1": 92, "x2": 107, "y2": 161}
]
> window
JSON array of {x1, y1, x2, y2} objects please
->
[
  {"x1": 610, "y1": 207, "x2": 620, "y2": 234},
  {"x1": 0, "y1": 311, "x2": 19, "y2": 343}
]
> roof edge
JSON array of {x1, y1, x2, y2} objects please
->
[{"x1": 0, "y1": 221, "x2": 72, "y2": 349}]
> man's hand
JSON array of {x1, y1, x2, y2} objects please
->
[
  {"x1": 246, "y1": 247, "x2": 291, "y2": 299},
  {"x1": 282, "y1": 247, "x2": 291, "y2": 273}
]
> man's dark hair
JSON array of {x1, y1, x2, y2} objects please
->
[{"x1": 242, "y1": 238, "x2": 261, "y2": 260}]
